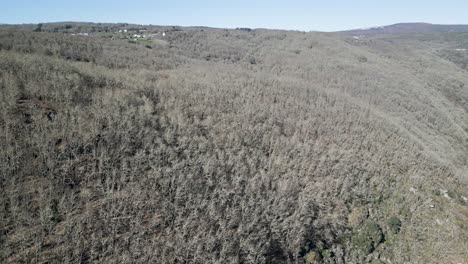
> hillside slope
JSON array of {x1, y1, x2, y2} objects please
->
[
  {"x1": 0, "y1": 23, "x2": 467, "y2": 263},
  {"x1": 341, "y1": 22, "x2": 468, "y2": 35}
]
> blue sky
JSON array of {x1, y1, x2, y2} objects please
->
[{"x1": 2, "y1": 0, "x2": 468, "y2": 31}]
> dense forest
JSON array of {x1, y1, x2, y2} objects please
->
[{"x1": 0, "y1": 22, "x2": 467, "y2": 263}]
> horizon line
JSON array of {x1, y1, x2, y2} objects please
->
[{"x1": 2, "y1": 21, "x2": 468, "y2": 33}]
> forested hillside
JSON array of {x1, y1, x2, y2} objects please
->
[{"x1": 0, "y1": 23, "x2": 467, "y2": 263}]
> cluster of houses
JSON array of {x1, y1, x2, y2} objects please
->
[
  {"x1": 141, "y1": 32, "x2": 166, "y2": 38},
  {"x1": 69, "y1": 29, "x2": 167, "y2": 41},
  {"x1": 129, "y1": 32, "x2": 166, "y2": 41},
  {"x1": 117, "y1": 29, "x2": 166, "y2": 39},
  {"x1": 70, "y1": 33, "x2": 89, "y2": 36}
]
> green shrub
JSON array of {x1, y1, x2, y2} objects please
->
[
  {"x1": 304, "y1": 251, "x2": 321, "y2": 263},
  {"x1": 33, "y1": 23, "x2": 43, "y2": 32},
  {"x1": 351, "y1": 220, "x2": 384, "y2": 254},
  {"x1": 366, "y1": 221, "x2": 384, "y2": 247},
  {"x1": 387, "y1": 216, "x2": 402, "y2": 234},
  {"x1": 351, "y1": 231, "x2": 374, "y2": 254}
]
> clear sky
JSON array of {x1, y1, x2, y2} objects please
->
[{"x1": 2, "y1": 0, "x2": 468, "y2": 31}]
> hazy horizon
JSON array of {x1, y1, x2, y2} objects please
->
[
  {"x1": 3, "y1": 0, "x2": 468, "y2": 31},
  {"x1": 3, "y1": 20, "x2": 468, "y2": 32}
]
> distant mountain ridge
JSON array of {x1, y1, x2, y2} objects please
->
[{"x1": 341, "y1": 22, "x2": 468, "y2": 35}]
